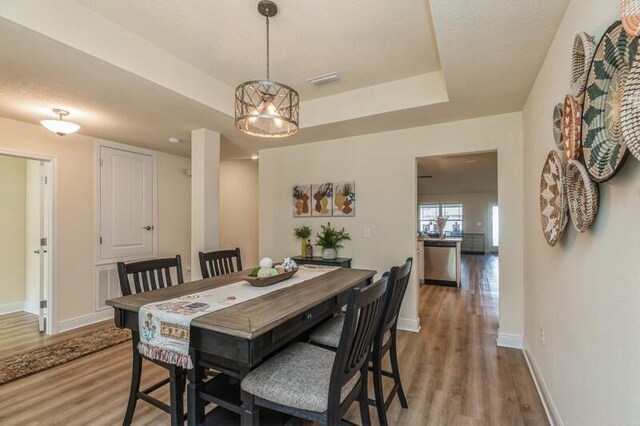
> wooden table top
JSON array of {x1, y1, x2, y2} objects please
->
[{"x1": 106, "y1": 267, "x2": 375, "y2": 339}]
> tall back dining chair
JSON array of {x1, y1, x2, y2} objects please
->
[
  {"x1": 370, "y1": 257, "x2": 413, "y2": 426},
  {"x1": 241, "y1": 274, "x2": 389, "y2": 426},
  {"x1": 198, "y1": 248, "x2": 243, "y2": 279},
  {"x1": 308, "y1": 257, "x2": 414, "y2": 426},
  {"x1": 117, "y1": 255, "x2": 186, "y2": 426}
]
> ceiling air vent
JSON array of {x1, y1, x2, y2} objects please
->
[{"x1": 307, "y1": 72, "x2": 340, "y2": 87}]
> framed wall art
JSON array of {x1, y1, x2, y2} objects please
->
[
  {"x1": 311, "y1": 183, "x2": 333, "y2": 217},
  {"x1": 333, "y1": 181, "x2": 355, "y2": 217},
  {"x1": 292, "y1": 185, "x2": 311, "y2": 217}
]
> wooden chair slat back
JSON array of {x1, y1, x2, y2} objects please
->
[
  {"x1": 381, "y1": 258, "x2": 413, "y2": 336},
  {"x1": 198, "y1": 248, "x2": 243, "y2": 279},
  {"x1": 117, "y1": 255, "x2": 184, "y2": 296},
  {"x1": 329, "y1": 273, "x2": 389, "y2": 404}
]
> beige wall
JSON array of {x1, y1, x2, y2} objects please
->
[
  {"x1": 156, "y1": 152, "x2": 191, "y2": 278},
  {"x1": 220, "y1": 160, "x2": 259, "y2": 268},
  {"x1": 259, "y1": 112, "x2": 524, "y2": 335},
  {"x1": 522, "y1": 1, "x2": 640, "y2": 423},
  {"x1": 0, "y1": 156, "x2": 26, "y2": 311},
  {"x1": 418, "y1": 192, "x2": 498, "y2": 252},
  {"x1": 0, "y1": 117, "x2": 191, "y2": 328}
]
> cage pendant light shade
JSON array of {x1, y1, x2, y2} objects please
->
[
  {"x1": 235, "y1": 0, "x2": 299, "y2": 138},
  {"x1": 235, "y1": 80, "x2": 299, "y2": 137}
]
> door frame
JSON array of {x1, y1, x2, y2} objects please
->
[
  {"x1": 0, "y1": 147, "x2": 56, "y2": 335},
  {"x1": 94, "y1": 138, "x2": 158, "y2": 265}
]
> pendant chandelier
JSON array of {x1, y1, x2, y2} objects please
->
[{"x1": 235, "y1": 0, "x2": 299, "y2": 138}]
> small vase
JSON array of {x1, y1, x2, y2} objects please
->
[
  {"x1": 322, "y1": 248, "x2": 337, "y2": 260},
  {"x1": 301, "y1": 240, "x2": 307, "y2": 257}
]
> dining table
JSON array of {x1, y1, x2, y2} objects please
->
[{"x1": 107, "y1": 265, "x2": 376, "y2": 425}]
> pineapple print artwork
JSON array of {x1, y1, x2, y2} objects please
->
[
  {"x1": 333, "y1": 182, "x2": 355, "y2": 217},
  {"x1": 311, "y1": 183, "x2": 332, "y2": 217},
  {"x1": 292, "y1": 185, "x2": 311, "y2": 217}
]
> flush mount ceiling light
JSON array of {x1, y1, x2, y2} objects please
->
[
  {"x1": 40, "y1": 109, "x2": 80, "y2": 136},
  {"x1": 234, "y1": 0, "x2": 299, "y2": 138}
]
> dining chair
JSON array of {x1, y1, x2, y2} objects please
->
[
  {"x1": 117, "y1": 255, "x2": 186, "y2": 426},
  {"x1": 309, "y1": 258, "x2": 413, "y2": 426},
  {"x1": 198, "y1": 248, "x2": 243, "y2": 278},
  {"x1": 241, "y1": 273, "x2": 389, "y2": 426}
]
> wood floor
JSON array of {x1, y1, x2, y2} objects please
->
[
  {"x1": 0, "y1": 255, "x2": 547, "y2": 425},
  {"x1": 0, "y1": 311, "x2": 114, "y2": 359}
]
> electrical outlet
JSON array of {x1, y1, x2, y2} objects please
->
[
  {"x1": 539, "y1": 324, "x2": 546, "y2": 348},
  {"x1": 364, "y1": 227, "x2": 372, "y2": 238}
]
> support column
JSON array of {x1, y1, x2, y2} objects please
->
[{"x1": 191, "y1": 129, "x2": 220, "y2": 280}]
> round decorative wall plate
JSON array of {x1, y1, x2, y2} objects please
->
[
  {"x1": 582, "y1": 21, "x2": 637, "y2": 182},
  {"x1": 540, "y1": 151, "x2": 568, "y2": 247},
  {"x1": 562, "y1": 94, "x2": 582, "y2": 160},
  {"x1": 566, "y1": 160, "x2": 599, "y2": 233},
  {"x1": 621, "y1": 55, "x2": 640, "y2": 162},
  {"x1": 622, "y1": 0, "x2": 640, "y2": 37},
  {"x1": 570, "y1": 32, "x2": 596, "y2": 97},
  {"x1": 553, "y1": 102, "x2": 564, "y2": 150}
]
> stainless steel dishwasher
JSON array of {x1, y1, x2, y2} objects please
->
[{"x1": 423, "y1": 240, "x2": 459, "y2": 285}]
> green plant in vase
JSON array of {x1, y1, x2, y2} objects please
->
[
  {"x1": 315, "y1": 222, "x2": 351, "y2": 260},
  {"x1": 293, "y1": 225, "x2": 312, "y2": 257}
]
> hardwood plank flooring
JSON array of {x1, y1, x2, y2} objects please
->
[
  {"x1": 0, "y1": 311, "x2": 114, "y2": 359},
  {"x1": 0, "y1": 255, "x2": 547, "y2": 425}
]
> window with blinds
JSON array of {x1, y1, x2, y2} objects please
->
[{"x1": 418, "y1": 203, "x2": 463, "y2": 237}]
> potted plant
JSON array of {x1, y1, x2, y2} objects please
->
[
  {"x1": 293, "y1": 225, "x2": 312, "y2": 256},
  {"x1": 315, "y1": 222, "x2": 351, "y2": 260}
]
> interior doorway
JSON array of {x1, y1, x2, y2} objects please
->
[
  {"x1": 415, "y1": 151, "x2": 499, "y2": 298},
  {"x1": 0, "y1": 153, "x2": 53, "y2": 335}
]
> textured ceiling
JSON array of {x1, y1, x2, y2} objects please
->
[
  {"x1": 417, "y1": 152, "x2": 498, "y2": 195},
  {"x1": 78, "y1": 0, "x2": 440, "y2": 100},
  {"x1": 0, "y1": 0, "x2": 569, "y2": 159}
]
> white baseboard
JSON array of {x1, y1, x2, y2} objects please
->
[
  {"x1": 496, "y1": 332, "x2": 523, "y2": 349},
  {"x1": 58, "y1": 309, "x2": 113, "y2": 332},
  {"x1": 523, "y1": 342, "x2": 563, "y2": 426},
  {"x1": 397, "y1": 317, "x2": 421, "y2": 333},
  {"x1": 0, "y1": 301, "x2": 26, "y2": 315},
  {"x1": 23, "y1": 301, "x2": 39, "y2": 315}
]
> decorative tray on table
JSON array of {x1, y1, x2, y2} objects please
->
[
  {"x1": 242, "y1": 257, "x2": 299, "y2": 287},
  {"x1": 242, "y1": 268, "x2": 298, "y2": 287}
]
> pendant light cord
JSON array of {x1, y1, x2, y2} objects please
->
[{"x1": 266, "y1": 14, "x2": 270, "y2": 81}]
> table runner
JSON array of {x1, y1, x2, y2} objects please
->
[{"x1": 137, "y1": 265, "x2": 338, "y2": 368}]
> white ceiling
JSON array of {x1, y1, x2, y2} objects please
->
[
  {"x1": 0, "y1": 0, "x2": 569, "y2": 159},
  {"x1": 417, "y1": 152, "x2": 498, "y2": 195},
  {"x1": 79, "y1": 0, "x2": 441, "y2": 100}
]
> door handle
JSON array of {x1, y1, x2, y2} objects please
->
[
  {"x1": 142, "y1": 226, "x2": 154, "y2": 231},
  {"x1": 33, "y1": 249, "x2": 48, "y2": 254}
]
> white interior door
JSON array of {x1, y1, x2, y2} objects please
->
[
  {"x1": 25, "y1": 160, "x2": 49, "y2": 332},
  {"x1": 38, "y1": 162, "x2": 50, "y2": 332},
  {"x1": 100, "y1": 147, "x2": 154, "y2": 260}
]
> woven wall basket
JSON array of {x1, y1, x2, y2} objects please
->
[
  {"x1": 622, "y1": 0, "x2": 640, "y2": 37},
  {"x1": 566, "y1": 160, "x2": 599, "y2": 232},
  {"x1": 621, "y1": 55, "x2": 640, "y2": 162},
  {"x1": 570, "y1": 32, "x2": 596, "y2": 98},
  {"x1": 553, "y1": 102, "x2": 564, "y2": 150},
  {"x1": 540, "y1": 151, "x2": 568, "y2": 247},
  {"x1": 582, "y1": 21, "x2": 637, "y2": 183},
  {"x1": 562, "y1": 94, "x2": 582, "y2": 161}
]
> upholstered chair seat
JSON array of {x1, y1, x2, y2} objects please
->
[
  {"x1": 310, "y1": 314, "x2": 390, "y2": 349},
  {"x1": 241, "y1": 342, "x2": 360, "y2": 412}
]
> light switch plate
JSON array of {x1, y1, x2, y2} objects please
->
[{"x1": 364, "y1": 227, "x2": 372, "y2": 238}]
